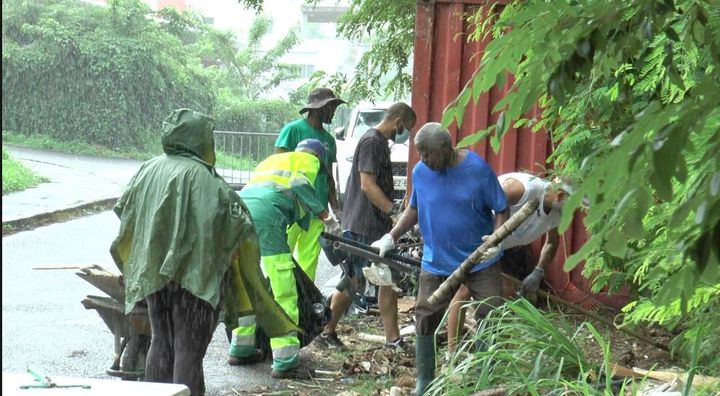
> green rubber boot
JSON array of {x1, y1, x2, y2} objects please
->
[{"x1": 414, "y1": 335, "x2": 436, "y2": 395}]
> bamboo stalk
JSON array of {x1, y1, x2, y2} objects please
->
[
  {"x1": 426, "y1": 198, "x2": 540, "y2": 305},
  {"x1": 501, "y1": 273, "x2": 670, "y2": 352}
]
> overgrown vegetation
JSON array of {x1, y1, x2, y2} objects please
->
[
  {"x1": 2, "y1": 0, "x2": 310, "y2": 155},
  {"x1": 441, "y1": 0, "x2": 720, "y2": 379},
  {"x1": 431, "y1": 299, "x2": 637, "y2": 395},
  {"x1": 2, "y1": 148, "x2": 48, "y2": 194}
]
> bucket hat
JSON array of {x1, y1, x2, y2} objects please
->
[{"x1": 299, "y1": 88, "x2": 346, "y2": 114}]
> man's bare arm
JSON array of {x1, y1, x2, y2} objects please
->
[
  {"x1": 389, "y1": 206, "x2": 418, "y2": 242},
  {"x1": 493, "y1": 208, "x2": 509, "y2": 232},
  {"x1": 537, "y1": 227, "x2": 560, "y2": 270},
  {"x1": 359, "y1": 172, "x2": 394, "y2": 214},
  {"x1": 328, "y1": 171, "x2": 340, "y2": 211}
]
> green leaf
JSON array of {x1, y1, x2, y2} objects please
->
[
  {"x1": 472, "y1": 71, "x2": 485, "y2": 103},
  {"x1": 456, "y1": 126, "x2": 495, "y2": 148},
  {"x1": 496, "y1": 72, "x2": 507, "y2": 90},
  {"x1": 650, "y1": 171, "x2": 673, "y2": 201},
  {"x1": 695, "y1": 200, "x2": 708, "y2": 224},
  {"x1": 496, "y1": 111, "x2": 508, "y2": 136},
  {"x1": 711, "y1": 171, "x2": 720, "y2": 196},
  {"x1": 613, "y1": 188, "x2": 636, "y2": 221},
  {"x1": 564, "y1": 234, "x2": 602, "y2": 271},
  {"x1": 608, "y1": 82, "x2": 620, "y2": 102},
  {"x1": 458, "y1": 86, "x2": 472, "y2": 109},
  {"x1": 651, "y1": 131, "x2": 684, "y2": 201},
  {"x1": 456, "y1": 106, "x2": 466, "y2": 129},
  {"x1": 670, "y1": 201, "x2": 692, "y2": 227},
  {"x1": 441, "y1": 105, "x2": 457, "y2": 129},
  {"x1": 664, "y1": 27, "x2": 680, "y2": 42},
  {"x1": 676, "y1": 160, "x2": 687, "y2": 183},
  {"x1": 666, "y1": 66, "x2": 685, "y2": 91},
  {"x1": 605, "y1": 228, "x2": 627, "y2": 258},
  {"x1": 490, "y1": 133, "x2": 502, "y2": 153},
  {"x1": 513, "y1": 118, "x2": 529, "y2": 129},
  {"x1": 623, "y1": 210, "x2": 644, "y2": 240},
  {"x1": 636, "y1": 187, "x2": 650, "y2": 214}
]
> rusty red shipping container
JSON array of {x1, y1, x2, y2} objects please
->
[{"x1": 410, "y1": 0, "x2": 629, "y2": 308}]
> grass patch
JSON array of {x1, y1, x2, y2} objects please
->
[
  {"x1": 3, "y1": 131, "x2": 259, "y2": 171},
  {"x1": 2, "y1": 131, "x2": 157, "y2": 160},
  {"x1": 2, "y1": 148, "x2": 49, "y2": 194},
  {"x1": 215, "y1": 150, "x2": 258, "y2": 171}
]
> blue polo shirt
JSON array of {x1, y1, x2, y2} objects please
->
[{"x1": 410, "y1": 151, "x2": 507, "y2": 276}]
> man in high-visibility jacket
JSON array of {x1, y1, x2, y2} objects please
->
[{"x1": 227, "y1": 139, "x2": 341, "y2": 379}]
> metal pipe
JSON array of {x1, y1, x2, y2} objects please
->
[
  {"x1": 332, "y1": 241, "x2": 419, "y2": 275},
  {"x1": 321, "y1": 232, "x2": 422, "y2": 268}
]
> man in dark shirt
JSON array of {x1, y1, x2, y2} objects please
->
[{"x1": 314, "y1": 102, "x2": 416, "y2": 350}]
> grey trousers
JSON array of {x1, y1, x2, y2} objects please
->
[{"x1": 145, "y1": 282, "x2": 219, "y2": 396}]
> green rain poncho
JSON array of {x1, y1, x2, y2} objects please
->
[{"x1": 110, "y1": 109, "x2": 298, "y2": 337}]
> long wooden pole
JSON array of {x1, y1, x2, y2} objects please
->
[{"x1": 426, "y1": 197, "x2": 540, "y2": 305}]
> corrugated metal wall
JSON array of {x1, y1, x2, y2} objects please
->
[{"x1": 410, "y1": 0, "x2": 629, "y2": 308}]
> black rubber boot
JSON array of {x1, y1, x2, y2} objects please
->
[
  {"x1": 227, "y1": 348, "x2": 266, "y2": 366},
  {"x1": 414, "y1": 335, "x2": 436, "y2": 395}
]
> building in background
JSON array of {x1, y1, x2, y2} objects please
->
[{"x1": 151, "y1": 0, "x2": 368, "y2": 98}]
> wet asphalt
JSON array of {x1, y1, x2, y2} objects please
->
[{"x1": 1, "y1": 147, "x2": 341, "y2": 394}]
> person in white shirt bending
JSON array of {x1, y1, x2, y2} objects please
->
[{"x1": 446, "y1": 172, "x2": 571, "y2": 352}]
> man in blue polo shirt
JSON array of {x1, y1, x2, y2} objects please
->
[{"x1": 371, "y1": 122, "x2": 508, "y2": 395}]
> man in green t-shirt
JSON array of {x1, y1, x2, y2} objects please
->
[{"x1": 274, "y1": 88, "x2": 346, "y2": 280}]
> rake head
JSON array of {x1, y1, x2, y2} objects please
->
[{"x1": 558, "y1": 283, "x2": 603, "y2": 311}]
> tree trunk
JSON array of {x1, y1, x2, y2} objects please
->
[{"x1": 426, "y1": 198, "x2": 540, "y2": 305}]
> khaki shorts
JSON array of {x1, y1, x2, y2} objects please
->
[{"x1": 414, "y1": 264, "x2": 503, "y2": 336}]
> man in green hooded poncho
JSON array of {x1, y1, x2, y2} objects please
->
[{"x1": 110, "y1": 109, "x2": 297, "y2": 395}]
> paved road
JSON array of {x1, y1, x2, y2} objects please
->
[
  {"x1": 3, "y1": 145, "x2": 256, "y2": 222},
  {"x1": 2, "y1": 146, "x2": 142, "y2": 223}
]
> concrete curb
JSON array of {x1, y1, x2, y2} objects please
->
[{"x1": 2, "y1": 197, "x2": 118, "y2": 237}]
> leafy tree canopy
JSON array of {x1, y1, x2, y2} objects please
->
[
  {"x1": 441, "y1": 0, "x2": 719, "y2": 369},
  {"x1": 2, "y1": 0, "x2": 306, "y2": 151}
]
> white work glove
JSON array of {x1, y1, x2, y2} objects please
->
[
  {"x1": 520, "y1": 267, "x2": 544, "y2": 296},
  {"x1": 480, "y1": 235, "x2": 503, "y2": 262},
  {"x1": 323, "y1": 214, "x2": 342, "y2": 236},
  {"x1": 371, "y1": 233, "x2": 395, "y2": 257}
]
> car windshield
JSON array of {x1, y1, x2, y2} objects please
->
[{"x1": 352, "y1": 109, "x2": 386, "y2": 138}]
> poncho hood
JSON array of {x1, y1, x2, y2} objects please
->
[{"x1": 161, "y1": 108, "x2": 216, "y2": 164}]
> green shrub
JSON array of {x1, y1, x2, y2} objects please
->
[{"x1": 2, "y1": 0, "x2": 214, "y2": 151}]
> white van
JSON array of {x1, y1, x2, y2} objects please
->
[{"x1": 333, "y1": 102, "x2": 409, "y2": 207}]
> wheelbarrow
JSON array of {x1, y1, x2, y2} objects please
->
[
  {"x1": 76, "y1": 265, "x2": 150, "y2": 380},
  {"x1": 77, "y1": 263, "x2": 331, "y2": 374}
]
